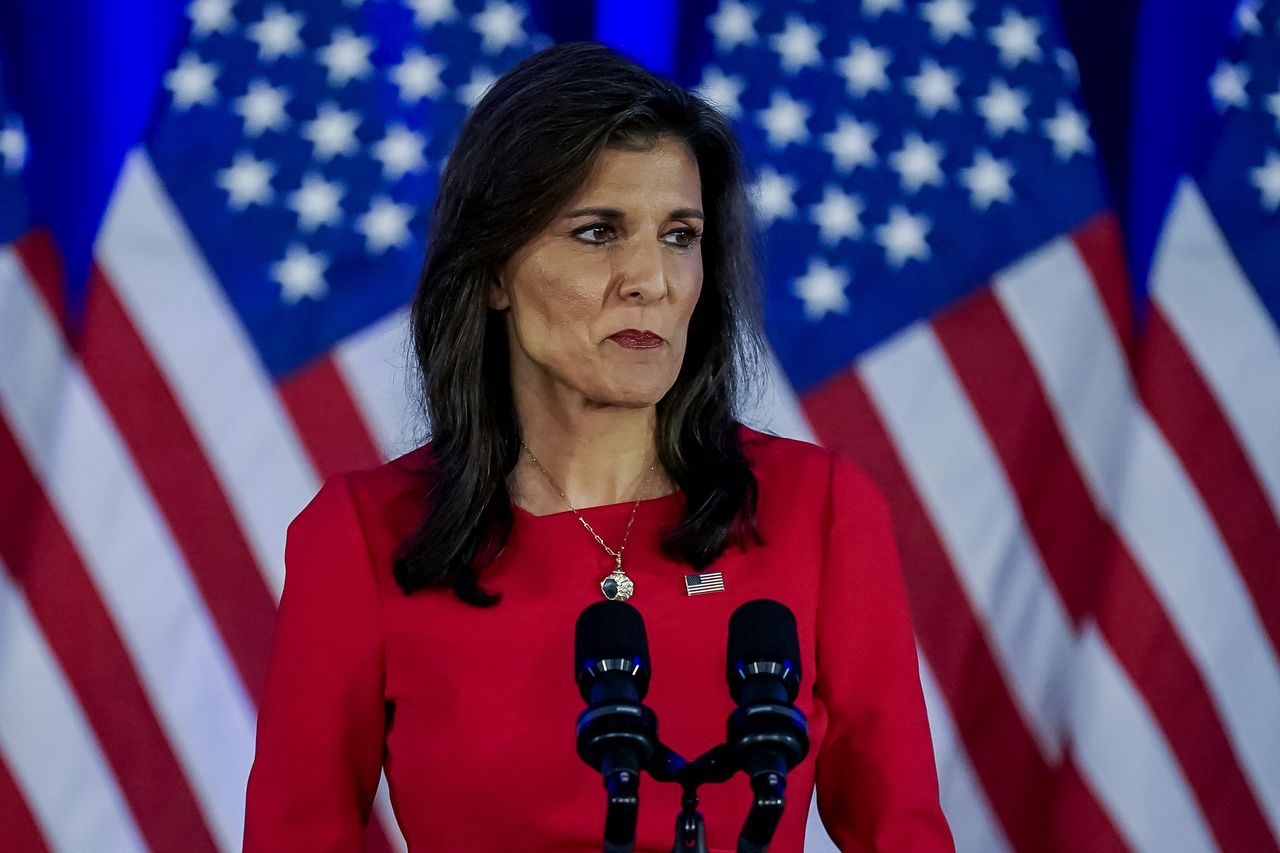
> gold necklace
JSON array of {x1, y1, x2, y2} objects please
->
[{"x1": 520, "y1": 441, "x2": 654, "y2": 602}]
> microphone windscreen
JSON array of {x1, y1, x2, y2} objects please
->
[
  {"x1": 727, "y1": 599, "x2": 801, "y2": 700},
  {"x1": 574, "y1": 601, "x2": 650, "y2": 699}
]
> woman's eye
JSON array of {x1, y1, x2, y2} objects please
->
[
  {"x1": 574, "y1": 224, "x2": 615, "y2": 244},
  {"x1": 663, "y1": 228, "x2": 702, "y2": 248}
]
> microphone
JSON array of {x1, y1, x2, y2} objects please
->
[
  {"x1": 574, "y1": 601, "x2": 659, "y2": 853},
  {"x1": 725, "y1": 600, "x2": 810, "y2": 853}
]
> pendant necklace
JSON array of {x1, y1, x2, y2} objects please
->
[{"x1": 521, "y1": 441, "x2": 654, "y2": 602}]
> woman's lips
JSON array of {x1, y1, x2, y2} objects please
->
[{"x1": 608, "y1": 330, "x2": 665, "y2": 349}]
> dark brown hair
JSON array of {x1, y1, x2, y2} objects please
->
[{"x1": 395, "y1": 42, "x2": 764, "y2": 604}]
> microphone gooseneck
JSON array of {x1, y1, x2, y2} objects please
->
[
  {"x1": 574, "y1": 601, "x2": 659, "y2": 853},
  {"x1": 725, "y1": 599, "x2": 810, "y2": 853}
]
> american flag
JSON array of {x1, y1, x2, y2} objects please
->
[
  {"x1": 697, "y1": 0, "x2": 1279, "y2": 850},
  {"x1": 0, "y1": 1, "x2": 1277, "y2": 852}
]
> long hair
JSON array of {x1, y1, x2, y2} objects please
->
[{"x1": 394, "y1": 42, "x2": 765, "y2": 604}]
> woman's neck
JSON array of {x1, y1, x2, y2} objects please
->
[{"x1": 509, "y1": 390, "x2": 669, "y2": 516}]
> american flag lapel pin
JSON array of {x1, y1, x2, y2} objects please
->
[{"x1": 684, "y1": 572, "x2": 726, "y2": 596}]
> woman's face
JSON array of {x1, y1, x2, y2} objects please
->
[{"x1": 492, "y1": 136, "x2": 704, "y2": 411}]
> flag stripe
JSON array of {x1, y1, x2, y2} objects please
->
[
  {"x1": 803, "y1": 373, "x2": 1114, "y2": 852},
  {"x1": 996, "y1": 237, "x2": 1280, "y2": 840},
  {"x1": 0, "y1": 254, "x2": 256, "y2": 851},
  {"x1": 1140, "y1": 305, "x2": 1280, "y2": 653},
  {"x1": 11, "y1": 237, "x2": 281, "y2": 706},
  {"x1": 332, "y1": 306, "x2": 417, "y2": 461},
  {"x1": 0, "y1": 556, "x2": 147, "y2": 853},
  {"x1": 0, "y1": 751, "x2": 50, "y2": 853},
  {"x1": 857, "y1": 314, "x2": 1214, "y2": 850},
  {"x1": 916, "y1": 653, "x2": 1012, "y2": 853},
  {"x1": 1065, "y1": 625, "x2": 1217, "y2": 853},
  {"x1": 934, "y1": 285, "x2": 1277, "y2": 851},
  {"x1": 0, "y1": 418, "x2": 217, "y2": 853},
  {"x1": 279, "y1": 354, "x2": 384, "y2": 479},
  {"x1": 859, "y1": 322, "x2": 1074, "y2": 763},
  {"x1": 97, "y1": 150, "x2": 321, "y2": 601},
  {"x1": 1150, "y1": 180, "x2": 1280, "y2": 520}
]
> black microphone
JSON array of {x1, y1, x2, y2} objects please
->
[
  {"x1": 725, "y1": 600, "x2": 810, "y2": 853},
  {"x1": 574, "y1": 601, "x2": 659, "y2": 853}
]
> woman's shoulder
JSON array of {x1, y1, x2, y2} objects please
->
[
  {"x1": 296, "y1": 444, "x2": 434, "y2": 553},
  {"x1": 737, "y1": 423, "x2": 885, "y2": 508}
]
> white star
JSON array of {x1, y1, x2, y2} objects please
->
[
  {"x1": 750, "y1": 167, "x2": 798, "y2": 225},
  {"x1": 959, "y1": 151, "x2": 1014, "y2": 209},
  {"x1": 0, "y1": 121, "x2": 26, "y2": 174},
  {"x1": 861, "y1": 0, "x2": 903, "y2": 18},
  {"x1": 407, "y1": 0, "x2": 457, "y2": 27},
  {"x1": 875, "y1": 207, "x2": 931, "y2": 267},
  {"x1": 793, "y1": 259, "x2": 851, "y2": 320},
  {"x1": 1236, "y1": 0, "x2": 1262, "y2": 34},
  {"x1": 164, "y1": 52, "x2": 220, "y2": 110},
  {"x1": 247, "y1": 5, "x2": 304, "y2": 61},
  {"x1": 318, "y1": 28, "x2": 374, "y2": 87},
  {"x1": 757, "y1": 91, "x2": 810, "y2": 148},
  {"x1": 823, "y1": 115, "x2": 878, "y2": 172},
  {"x1": 1043, "y1": 101, "x2": 1093, "y2": 160},
  {"x1": 234, "y1": 80, "x2": 289, "y2": 136},
  {"x1": 188, "y1": 0, "x2": 235, "y2": 36},
  {"x1": 1210, "y1": 61, "x2": 1249, "y2": 110},
  {"x1": 357, "y1": 196, "x2": 414, "y2": 253},
  {"x1": 809, "y1": 186, "x2": 864, "y2": 245},
  {"x1": 889, "y1": 133, "x2": 945, "y2": 193},
  {"x1": 837, "y1": 40, "x2": 892, "y2": 98},
  {"x1": 216, "y1": 152, "x2": 274, "y2": 209},
  {"x1": 695, "y1": 66, "x2": 746, "y2": 118},
  {"x1": 373, "y1": 124, "x2": 428, "y2": 180},
  {"x1": 458, "y1": 67, "x2": 497, "y2": 108},
  {"x1": 472, "y1": 2, "x2": 525, "y2": 54},
  {"x1": 770, "y1": 16, "x2": 823, "y2": 73},
  {"x1": 1251, "y1": 150, "x2": 1280, "y2": 212},
  {"x1": 988, "y1": 10, "x2": 1042, "y2": 67},
  {"x1": 273, "y1": 244, "x2": 329, "y2": 304},
  {"x1": 287, "y1": 173, "x2": 344, "y2": 231},
  {"x1": 302, "y1": 103, "x2": 361, "y2": 160},
  {"x1": 1267, "y1": 89, "x2": 1280, "y2": 132},
  {"x1": 920, "y1": 0, "x2": 973, "y2": 42},
  {"x1": 708, "y1": 1, "x2": 757, "y2": 52},
  {"x1": 905, "y1": 59, "x2": 961, "y2": 117},
  {"x1": 392, "y1": 49, "x2": 447, "y2": 102},
  {"x1": 1055, "y1": 48, "x2": 1079, "y2": 85},
  {"x1": 977, "y1": 80, "x2": 1030, "y2": 137}
]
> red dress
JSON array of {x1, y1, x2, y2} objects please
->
[{"x1": 243, "y1": 427, "x2": 954, "y2": 852}]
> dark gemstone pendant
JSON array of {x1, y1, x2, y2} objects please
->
[{"x1": 599, "y1": 568, "x2": 635, "y2": 601}]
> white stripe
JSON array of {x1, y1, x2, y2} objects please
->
[
  {"x1": 332, "y1": 306, "x2": 418, "y2": 461},
  {"x1": 0, "y1": 556, "x2": 146, "y2": 853},
  {"x1": 1068, "y1": 623, "x2": 1217, "y2": 853},
  {"x1": 858, "y1": 322, "x2": 1073, "y2": 761},
  {"x1": 96, "y1": 149, "x2": 320, "y2": 600},
  {"x1": 917, "y1": 652, "x2": 1012, "y2": 853},
  {"x1": 373, "y1": 772, "x2": 406, "y2": 853},
  {"x1": 996, "y1": 236, "x2": 1280, "y2": 837},
  {"x1": 739, "y1": 344, "x2": 818, "y2": 442},
  {"x1": 0, "y1": 248, "x2": 257, "y2": 852},
  {"x1": 1150, "y1": 178, "x2": 1280, "y2": 521}
]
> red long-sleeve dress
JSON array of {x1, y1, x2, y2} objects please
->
[{"x1": 243, "y1": 427, "x2": 954, "y2": 852}]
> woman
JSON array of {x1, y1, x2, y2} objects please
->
[{"x1": 244, "y1": 42, "x2": 953, "y2": 852}]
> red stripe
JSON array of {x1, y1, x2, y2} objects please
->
[
  {"x1": 1071, "y1": 215, "x2": 1138, "y2": 362},
  {"x1": 363, "y1": 811, "x2": 396, "y2": 853},
  {"x1": 934, "y1": 287, "x2": 1276, "y2": 851},
  {"x1": 75, "y1": 260, "x2": 279, "y2": 702},
  {"x1": 0, "y1": 416, "x2": 219, "y2": 853},
  {"x1": 1140, "y1": 305, "x2": 1280, "y2": 656},
  {"x1": 1049, "y1": 759, "x2": 1131, "y2": 853},
  {"x1": 804, "y1": 370, "x2": 1114, "y2": 852},
  {"x1": 11, "y1": 230, "x2": 68, "y2": 337},
  {"x1": 0, "y1": 752, "x2": 50, "y2": 853},
  {"x1": 278, "y1": 354, "x2": 383, "y2": 478}
]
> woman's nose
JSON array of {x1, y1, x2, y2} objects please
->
[{"x1": 615, "y1": 239, "x2": 668, "y2": 303}]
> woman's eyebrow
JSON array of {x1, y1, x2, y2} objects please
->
[{"x1": 562, "y1": 206, "x2": 705, "y2": 220}]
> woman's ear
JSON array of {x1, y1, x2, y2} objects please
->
[{"x1": 488, "y1": 275, "x2": 511, "y2": 310}]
